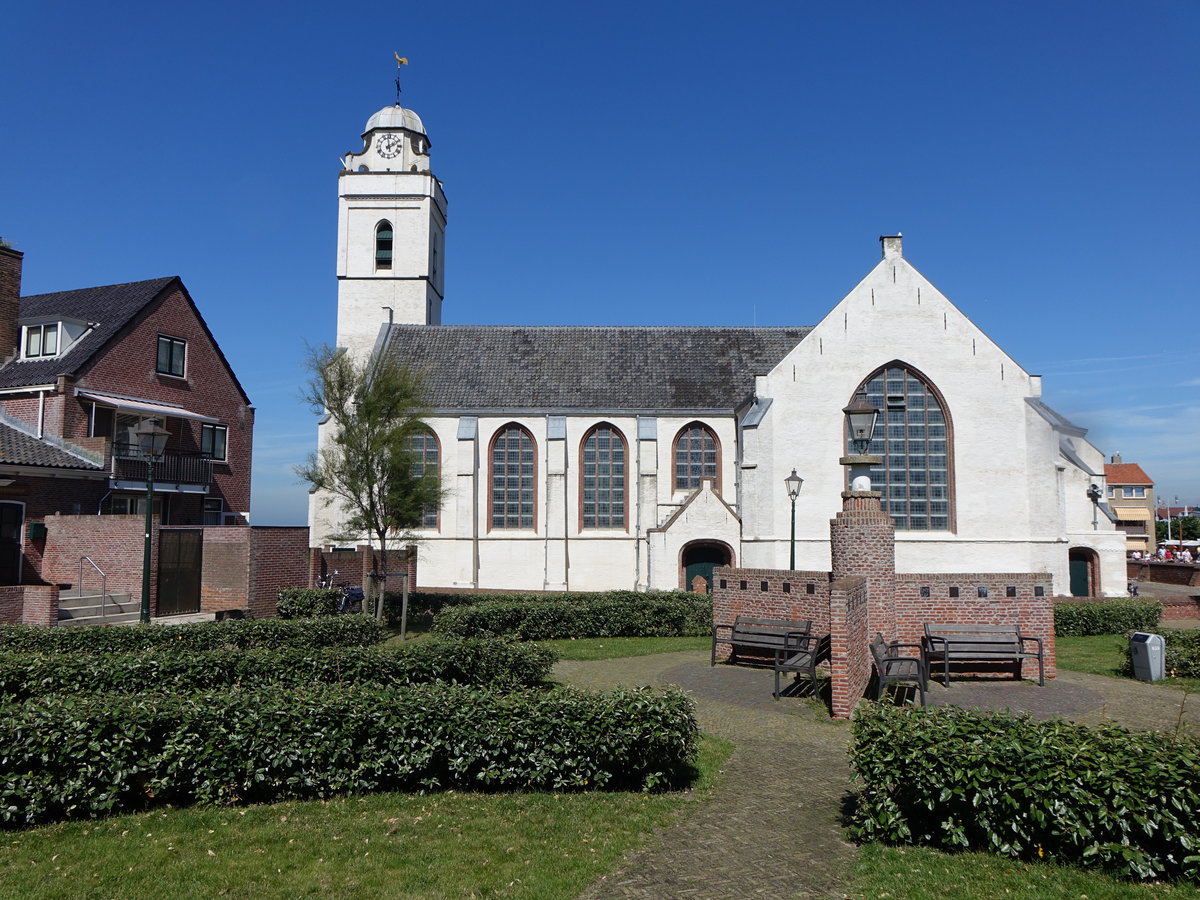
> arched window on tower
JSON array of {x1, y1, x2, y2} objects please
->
[
  {"x1": 674, "y1": 423, "x2": 720, "y2": 492},
  {"x1": 490, "y1": 424, "x2": 536, "y2": 530},
  {"x1": 406, "y1": 425, "x2": 440, "y2": 530},
  {"x1": 854, "y1": 362, "x2": 954, "y2": 531},
  {"x1": 375, "y1": 221, "x2": 393, "y2": 271},
  {"x1": 581, "y1": 423, "x2": 627, "y2": 529}
]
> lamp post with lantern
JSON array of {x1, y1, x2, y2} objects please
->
[
  {"x1": 784, "y1": 469, "x2": 804, "y2": 569},
  {"x1": 135, "y1": 418, "x2": 170, "y2": 625},
  {"x1": 841, "y1": 389, "x2": 881, "y2": 495}
]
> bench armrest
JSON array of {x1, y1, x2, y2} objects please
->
[
  {"x1": 1018, "y1": 634, "x2": 1043, "y2": 653},
  {"x1": 888, "y1": 641, "x2": 923, "y2": 654},
  {"x1": 713, "y1": 623, "x2": 735, "y2": 637}
]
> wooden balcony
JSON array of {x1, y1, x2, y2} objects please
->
[{"x1": 112, "y1": 443, "x2": 213, "y2": 488}]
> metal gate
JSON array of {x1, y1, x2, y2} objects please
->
[{"x1": 158, "y1": 529, "x2": 202, "y2": 616}]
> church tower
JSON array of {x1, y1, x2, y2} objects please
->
[{"x1": 336, "y1": 102, "x2": 447, "y2": 357}]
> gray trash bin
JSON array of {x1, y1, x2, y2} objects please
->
[{"x1": 1130, "y1": 632, "x2": 1165, "y2": 682}]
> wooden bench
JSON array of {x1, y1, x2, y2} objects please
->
[
  {"x1": 712, "y1": 616, "x2": 812, "y2": 666},
  {"x1": 922, "y1": 623, "x2": 1045, "y2": 687},
  {"x1": 869, "y1": 633, "x2": 927, "y2": 707},
  {"x1": 773, "y1": 632, "x2": 831, "y2": 699}
]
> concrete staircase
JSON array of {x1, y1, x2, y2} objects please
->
[{"x1": 57, "y1": 590, "x2": 140, "y2": 626}]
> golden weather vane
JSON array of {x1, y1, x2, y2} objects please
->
[{"x1": 394, "y1": 52, "x2": 409, "y2": 104}]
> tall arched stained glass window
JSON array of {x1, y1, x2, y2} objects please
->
[
  {"x1": 490, "y1": 425, "x2": 535, "y2": 529},
  {"x1": 857, "y1": 363, "x2": 953, "y2": 531},
  {"x1": 375, "y1": 221, "x2": 393, "y2": 270},
  {"x1": 581, "y1": 424, "x2": 626, "y2": 529},
  {"x1": 406, "y1": 426, "x2": 440, "y2": 529},
  {"x1": 674, "y1": 423, "x2": 719, "y2": 491}
]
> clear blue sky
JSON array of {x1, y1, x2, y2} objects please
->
[{"x1": 3, "y1": 1, "x2": 1197, "y2": 524}]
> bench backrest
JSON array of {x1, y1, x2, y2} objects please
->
[
  {"x1": 925, "y1": 623, "x2": 1023, "y2": 639},
  {"x1": 733, "y1": 616, "x2": 811, "y2": 633}
]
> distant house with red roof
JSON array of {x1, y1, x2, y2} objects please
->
[{"x1": 1104, "y1": 456, "x2": 1154, "y2": 553}]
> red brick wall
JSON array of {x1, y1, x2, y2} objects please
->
[
  {"x1": 190, "y1": 526, "x2": 249, "y2": 613},
  {"x1": 711, "y1": 566, "x2": 832, "y2": 662},
  {"x1": 0, "y1": 584, "x2": 57, "y2": 625},
  {"x1": 1128, "y1": 561, "x2": 1200, "y2": 588},
  {"x1": 247, "y1": 527, "x2": 310, "y2": 618},
  {"x1": 830, "y1": 496, "x2": 897, "y2": 638},
  {"x1": 894, "y1": 573, "x2": 1056, "y2": 679},
  {"x1": 829, "y1": 576, "x2": 871, "y2": 719},
  {"x1": 312, "y1": 543, "x2": 418, "y2": 595},
  {"x1": 40, "y1": 514, "x2": 155, "y2": 604}
]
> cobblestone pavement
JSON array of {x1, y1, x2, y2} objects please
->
[{"x1": 556, "y1": 650, "x2": 1200, "y2": 899}]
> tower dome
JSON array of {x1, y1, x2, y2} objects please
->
[{"x1": 363, "y1": 105, "x2": 427, "y2": 138}]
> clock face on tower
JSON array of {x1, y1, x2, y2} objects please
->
[{"x1": 376, "y1": 134, "x2": 404, "y2": 159}]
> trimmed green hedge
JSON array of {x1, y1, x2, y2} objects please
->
[
  {"x1": 1119, "y1": 627, "x2": 1200, "y2": 679},
  {"x1": 0, "y1": 683, "x2": 697, "y2": 826},
  {"x1": 384, "y1": 589, "x2": 703, "y2": 629},
  {"x1": 0, "y1": 615, "x2": 385, "y2": 654},
  {"x1": 277, "y1": 588, "x2": 342, "y2": 619},
  {"x1": 0, "y1": 637, "x2": 557, "y2": 700},
  {"x1": 850, "y1": 703, "x2": 1200, "y2": 882},
  {"x1": 1053, "y1": 599, "x2": 1162, "y2": 636},
  {"x1": 431, "y1": 592, "x2": 712, "y2": 640}
]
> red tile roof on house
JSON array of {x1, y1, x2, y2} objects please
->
[{"x1": 1105, "y1": 463, "x2": 1153, "y2": 485}]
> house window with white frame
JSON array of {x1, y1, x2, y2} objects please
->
[
  {"x1": 23, "y1": 323, "x2": 59, "y2": 358},
  {"x1": 201, "y1": 423, "x2": 228, "y2": 461},
  {"x1": 157, "y1": 335, "x2": 186, "y2": 377}
]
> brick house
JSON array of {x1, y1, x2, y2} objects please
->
[
  {"x1": 1104, "y1": 455, "x2": 1154, "y2": 554},
  {"x1": 0, "y1": 244, "x2": 254, "y2": 590}
]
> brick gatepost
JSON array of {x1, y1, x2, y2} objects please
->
[{"x1": 828, "y1": 490, "x2": 896, "y2": 718}]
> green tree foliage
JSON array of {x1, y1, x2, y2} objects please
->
[
  {"x1": 1155, "y1": 516, "x2": 1199, "y2": 543},
  {"x1": 297, "y1": 347, "x2": 442, "y2": 595}
]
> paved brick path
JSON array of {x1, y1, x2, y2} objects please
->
[{"x1": 556, "y1": 650, "x2": 1200, "y2": 899}]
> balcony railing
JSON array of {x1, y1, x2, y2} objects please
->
[{"x1": 112, "y1": 443, "x2": 214, "y2": 486}]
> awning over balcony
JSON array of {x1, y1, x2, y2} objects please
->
[
  {"x1": 77, "y1": 390, "x2": 220, "y2": 424},
  {"x1": 1113, "y1": 507, "x2": 1153, "y2": 521}
]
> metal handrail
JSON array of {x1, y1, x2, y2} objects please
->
[{"x1": 78, "y1": 557, "x2": 109, "y2": 618}]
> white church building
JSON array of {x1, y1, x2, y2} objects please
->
[{"x1": 310, "y1": 98, "x2": 1126, "y2": 599}]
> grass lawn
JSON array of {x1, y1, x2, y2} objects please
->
[
  {"x1": 539, "y1": 635, "x2": 710, "y2": 661},
  {"x1": 1056, "y1": 634, "x2": 1200, "y2": 691},
  {"x1": 0, "y1": 734, "x2": 733, "y2": 900},
  {"x1": 850, "y1": 844, "x2": 1200, "y2": 899}
]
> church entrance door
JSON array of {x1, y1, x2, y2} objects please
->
[
  {"x1": 1068, "y1": 547, "x2": 1097, "y2": 597},
  {"x1": 681, "y1": 541, "x2": 732, "y2": 593}
]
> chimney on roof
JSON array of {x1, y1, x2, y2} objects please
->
[
  {"x1": 1111, "y1": 453, "x2": 1122, "y2": 464},
  {"x1": 880, "y1": 233, "x2": 903, "y2": 260},
  {"x1": 0, "y1": 243, "x2": 22, "y2": 362}
]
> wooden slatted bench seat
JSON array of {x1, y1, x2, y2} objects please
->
[
  {"x1": 712, "y1": 616, "x2": 812, "y2": 666},
  {"x1": 922, "y1": 623, "x2": 1045, "y2": 687},
  {"x1": 773, "y1": 632, "x2": 832, "y2": 698}
]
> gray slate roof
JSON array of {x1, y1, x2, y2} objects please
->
[
  {"x1": 0, "y1": 277, "x2": 176, "y2": 389},
  {"x1": 382, "y1": 325, "x2": 812, "y2": 412},
  {"x1": 0, "y1": 423, "x2": 101, "y2": 470}
]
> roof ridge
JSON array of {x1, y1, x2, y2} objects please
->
[{"x1": 20, "y1": 275, "x2": 177, "y2": 301}]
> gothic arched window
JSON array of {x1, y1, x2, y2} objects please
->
[
  {"x1": 375, "y1": 221, "x2": 393, "y2": 271},
  {"x1": 673, "y1": 423, "x2": 720, "y2": 492},
  {"x1": 490, "y1": 424, "x2": 536, "y2": 530},
  {"x1": 855, "y1": 362, "x2": 953, "y2": 531},
  {"x1": 581, "y1": 424, "x2": 627, "y2": 529},
  {"x1": 406, "y1": 425, "x2": 440, "y2": 529}
]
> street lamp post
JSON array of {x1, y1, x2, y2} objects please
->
[
  {"x1": 1087, "y1": 483, "x2": 1102, "y2": 530},
  {"x1": 135, "y1": 418, "x2": 170, "y2": 625},
  {"x1": 784, "y1": 469, "x2": 803, "y2": 569},
  {"x1": 841, "y1": 389, "x2": 881, "y2": 493}
]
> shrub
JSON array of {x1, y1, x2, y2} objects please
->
[
  {"x1": 0, "y1": 637, "x2": 557, "y2": 701},
  {"x1": 0, "y1": 615, "x2": 385, "y2": 654},
  {"x1": 384, "y1": 589, "x2": 703, "y2": 630},
  {"x1": 849, "y1": 703, "x2": 1200, "y2": 882},
  {"x1": 0, "y1": 683, "x2": 697, "y2": 826},
  {"x1": 1118, "y1": 627, "x2": 1200, "y2": 679},
  {"x1": 1053, "y1": 599, "x2": 1162, "y2": 636},
  {"x1": 432, "y1": 593, "x2": 712, "y2": 640},
  {"x1": 277, "y1": 588, "x2": 342, "y2": 618}
]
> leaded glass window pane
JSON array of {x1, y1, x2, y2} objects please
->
[
  {"x1": 491, "y1": 426, "x2": 534, "y2": 529},
  {"x1": 406, "y1": 427, "x2": 440, "y2": 529},
  {"x1": 582, "y1": 425, "x2": 626, "y2": 529},
  {"x1": 674, "y1": 424, "x2": 718, "y2": 491},
  {"x1": 862, "y1": 365, "x2": 951, "y2": 531}
]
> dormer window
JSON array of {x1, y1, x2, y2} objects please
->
[{"x1": 23, "y1": 323, "x2": 59, "y2": 358}]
